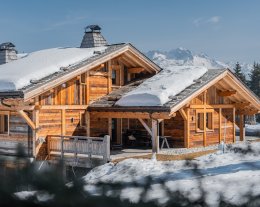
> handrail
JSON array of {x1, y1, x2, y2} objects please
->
[{"x1": 47, "y1": 135, "x2": 110, "y2": 163}]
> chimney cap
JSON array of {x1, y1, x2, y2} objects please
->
[
  {"x1": 85, "y1": 25, "x2": 101, "y2": 33},
  {"x1": 0, "y1": 42, "x2": 15, "y2": 50}
]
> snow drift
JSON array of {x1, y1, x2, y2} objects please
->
[
  {"x1": 0, "y1": 46, "x2": 107, "y2": 91},
  {"x1": 116, "y1": 66, "x2": 208, "y2": 106}
]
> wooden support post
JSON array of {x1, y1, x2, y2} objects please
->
[
  {"x1": 219, "y1": 108, "x2": 222, "y2": 143},
  {"x1": 233, "y1": 107, "x2": 236, "y2": 142},
  {"x1": 108, "y1": 60, "x2": 112, "y2": 93},
  {"x1": 186, "y1": 108, "x2": 190, "y2": 148},
  {"x1": 33, "y1": 109, "x2": 39, "y2": 157},
  {"x1": 179, "y1": 108, "x2": 189, "y2": 148},
  {"x1": 152, "y1": 119, "x2": 159, "y2": 153},
  {"x1": 104, "y1": 135, "x2": 110, "y2": 163},
  {"x1": 239, "y1": 114, "x2": 245, "y2": 141},
  {"x1": 86, "y1": 71, "x2": 90, "y2": 104},
  {"x1": 108, "y1": 118, "x2": 112, "y2": 139},
  {"x1": 116, "y1": 119, "x2": 122, "y2": 144},
  {"x1": 61, "y1": 109, "x2": 66, "y2": 136},
  {"x1": 120, "y1": 62, "x2": 124, "y2": 86},
  {"x1": 203, "y1": 110, "x2": 207, "y2": 147},
  {"x1": 203, "y1": 91, "x2": 207, "y2": 147},
  {"x1": 85, "y1": 111, "x2": 90, "y2": 137}
]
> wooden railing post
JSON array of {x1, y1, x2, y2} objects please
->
[
  {"x1": 61, "y1": 136, "x2": 64, "y2": 159},
  {"x1": 47, "y1": 135, "x2": 50, "y2": 159},
  {"x1": 103, "y1": 135, "x2": 110, "y2": 162},
  {"x1": 88, "y1": 139, "x2": 92, "y2": 159},
  {"x1": 74, "y1": 137, "x2": 78, "y2": 160}
]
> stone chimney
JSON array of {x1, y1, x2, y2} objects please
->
[
  {"x1": 0, "y1": 42, "x2": 17, "y2": 65},
  {"x1": 80, "y1": 25, "x2": 107, "y2": 48}
]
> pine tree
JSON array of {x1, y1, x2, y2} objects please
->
[
  {"x1": 234, "y1": 62, "x2": 246, "y2": 83},
  {"x1": 249, "y1": 62, "x2": 260, "y2": 123},
  {"x1": 249, "y1": 62, "x2": 260, "y2": 97}
]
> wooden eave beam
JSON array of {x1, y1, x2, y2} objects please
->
[
  {"x1": 18, "y1": 110, "x2": 36, "y2": 130},
  {"x1": 234, "y1": 102, "x2": 250, "y2": 109},
  {"x1": 89, "y1": 111, "x2": 172, "y2": 119},
  {"x1": 217, "y1": 90, "x2": 237, "y2": 97},
  {"x1": 128, "y1": 67, "x2": 145, "y2": 74},
  {"x1": 190, "y1": 104, "x2": 235, "y2": 109}
]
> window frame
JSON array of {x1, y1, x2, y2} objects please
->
[
  {"x1": 195, "y1": 109, "x2": 214, "y2": 133},
  {"x1": 0, "y1": 111, "x2": 10, "y2": 135}
]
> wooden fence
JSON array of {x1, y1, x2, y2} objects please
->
[{"x1": 47, "y1": 135, "x2": 110, "y2": 163}]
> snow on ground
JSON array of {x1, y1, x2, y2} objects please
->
[
  {"x1": 0, "y1": 46, "x2": 106, "y2": 91},
  {"x1": 116, "y1": 66, "x2": 207, "y2": 106},
  {"x1": 83, "y1": 141, "x2": 260, "y2": 206},
  {"x1": 245, "y1": 123, "x2": 260, "y2": 134}
]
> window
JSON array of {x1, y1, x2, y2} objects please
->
[
  {"x1": 0, "y1": 112, "x2": 9, "y2": 135},
  {"x1": 196, "y1": 110, "x2": 214, "y2": 132},
  {"x1": 197, "y1": 112, "x2": 204, "y2": 131},
  {"x1": 112, "y1": 69, "x2": 117, "y2": 85},
  {"x1": 206, "y1": 112, "x2": 213, "y2": 130}
]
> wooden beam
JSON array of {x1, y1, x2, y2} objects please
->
[
  {"x1": 108, "y1": 60, "x2": 112, "y2": 93},
  {"x1": 234, "y1": 102, "x2": 250, "y2": 109},
  {"x1": 39, "y1": 105, "x2": 88, "y2": 110},
  {"x1": 190, "y1": 104, "x2": 234, "y2": 109},
  {"x1": 116, "y1": 119, "x2": 122, "y2": 144},
  {"x1": 152, "y1": 119, "x2": 159, "y2": 153},
  {"x1": 179, "y1": 108, "x2": 187, "y2": 121},
  {"x1": 128, "y1": 67, "x2": 145, "y2": 73},
  {"x1": 203, "y1": 91, "x2": 207, "y2": 147},
  {"x1": 85, "y1": 111, "x2": 90, "y2": 137},
  {"x1": 186, "y1": 108, "x2": 190, "y2": 148},
  {"x1": 89, "y1": 111, "x2": 172, "y2": 120},
  {"x1": 108, "y1": 118, "x2": 112, "y2": 138},
  {"x1": 203, "y1": 108, "x2": 207, "y2": 147},
  {"x1": 217, "y1": 90, "x2": 237, "y2": 97},
  {"x1": 239, "y1": 114, "x2": 245, "y2": 141},
  {"x1": 33, "y1": 110, "x2": 40, "y2": 157},
  {"x1": 61, "y1": 109, "x2": 66, "y2": 136},
  {"x1": 233, "y1": 107, "x2": 236, "y2": 143},
  {"x1": 219, "y1": 108, "x2": 222, "y2": 143},
  {"x1": 138, "y1": 118, "x2": 152, "y2": 136},
  {"x1": 18, "y1": 110, "x2": 36, "y2": 130}
]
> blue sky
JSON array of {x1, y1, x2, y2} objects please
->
[{"x1": 0, "y1": 0, "x2": 259, "y2": 63}]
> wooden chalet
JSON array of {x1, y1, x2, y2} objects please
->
[{"x1": 0, "y1": 25, "x2": 259, "y2": 162}]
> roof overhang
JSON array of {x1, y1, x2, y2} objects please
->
[
  {"x1": 169, "y1": 69, "x2": 260, "y2": 114},
  {"x1": 21, "y1": 44, "x2": 161, "y2": 102}
]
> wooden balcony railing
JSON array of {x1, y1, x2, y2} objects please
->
[{"x1": 47, "y1": 135, "x2": 110, "y2": 162}]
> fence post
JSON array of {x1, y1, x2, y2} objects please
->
[{"x1": 103, "y1": 135, "x2": 110, "y2": 163}]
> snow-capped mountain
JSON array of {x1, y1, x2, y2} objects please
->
[{"x1": 146, "y1": 48, "x2": 253, "y2": 79}]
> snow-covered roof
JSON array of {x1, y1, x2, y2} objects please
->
[
  {"x1": 0, "y1": 46, "x2": 107, "y2": 92},
  {"x1": 115, "y1": 66, "x2": 208, "y2": 106}
]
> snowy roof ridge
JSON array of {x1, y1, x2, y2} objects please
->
[
  {"x1": 0, "y1": 44, "x2": 126, "y2": 93},
  {"x1": 88, "y1": 69, "x2": 227, "y2": 112},
  {"x1": 115, "y1": 66, "x2": 209, "y2": 107}
]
